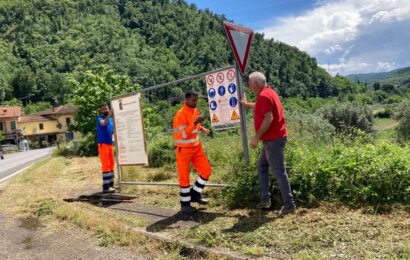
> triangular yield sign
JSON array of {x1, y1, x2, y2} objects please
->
[
  {"x1": 231, "y1": 110, "x2": 240, "y2": 120},
  {"x1": 212, "y1": 114, "x2": 219, "y2": 123},
  {"x1": 223, "y1": 21, "x2": 254, "y2": 76}
]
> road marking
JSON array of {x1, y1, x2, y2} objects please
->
[{"x1": 0, "y1": 166, "x2": 29, "y2": 183}]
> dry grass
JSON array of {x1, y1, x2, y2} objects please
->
[
  {"x1": 122, "y1": 164, "x2": 410, "y2": 259},
  {"x1": 0, "y1": 156, "x2": 205, "y2": 259},
  {"x1": 173, "y1": 204, "x2": 410, "y2": 259},
  {"x1": 2, "y1": 156, "x2": 409, "y2": 259}
]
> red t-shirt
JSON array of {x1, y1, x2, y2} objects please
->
[{"x1": 254, "y1": 86, "x2": 287, "y2": 141}]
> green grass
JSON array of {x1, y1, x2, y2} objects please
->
[{"x1": 374, "y1": 117, "x2": 398, "y2": 132}]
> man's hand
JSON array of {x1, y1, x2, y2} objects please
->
[
  {"x1": 203, "y1": 128, "x2": 210, "y2": 136},
  {"x1": 239, "y1": 93, "x2": 248, "y2": 106},
  {"x1": 250, "y1": 135, "x2": 259, "y2": 149},
  {"x1": 239, "y1": 93, "x2": 255, "y2": 110},
  {"x1": 194, "y1": 114, "x2": 205, "y2": 125}
]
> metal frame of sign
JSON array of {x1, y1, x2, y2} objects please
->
[
  {"x1": 111, "y1": 65, "x2": 237, "y2": 191},
  {"x1": 223, "y1": 21, "x2": 254, "y2": 76}
]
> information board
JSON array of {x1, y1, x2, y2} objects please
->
[{"x1": 111, "y1": 93, "x2": 148, "y2": 166}]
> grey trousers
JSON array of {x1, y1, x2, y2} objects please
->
[{"x1": 257, "y1": 137, "x2": 295, "y2": 209}]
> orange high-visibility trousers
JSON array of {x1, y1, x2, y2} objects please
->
[
  {"x1": 98, "y1": 144, "x2": 115, "y2": 172},
  {"x1": 176, "y1": 144, "x2": 211, "y2": 187}
]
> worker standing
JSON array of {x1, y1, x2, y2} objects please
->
[
  {"x1": 96, "y1": 103, "x2": 116, "y2": 193},
  {"x1": 173, "y1": 91, "x2": 212, "y2": 213}
]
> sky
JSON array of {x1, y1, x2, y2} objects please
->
[{"x1": 185, "y1": 0, "x2": 410, "y2": 76}]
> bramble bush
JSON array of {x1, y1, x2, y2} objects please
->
[
  {"x1": 289, "y1": 139, "x2": 410, "y2": 207},
  {"x1": 223, "y1": 122, "x2": 410, "y2": 208}
]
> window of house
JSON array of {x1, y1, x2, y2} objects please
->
[
  {"x1": 66, "y1": 117, "x2": 71, "y2": 126},
  {"x1": 39, "y1": 123, "x2": 44, "y2": 130},
  {"x1": 0, "y1": 122, "x2": 3, "y2": 131},
  {"x1": 11, "y1": 121, "x2": 16, "y2": 130}
]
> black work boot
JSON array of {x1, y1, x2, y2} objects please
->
[
  {"x1": 181, "y1": 203, "x2": 197, "y2": 213},
  {"x1": 190, "y1": 188, "x2": 208, "y2": 205}
]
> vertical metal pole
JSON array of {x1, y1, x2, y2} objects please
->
[
  {"x1": 118, "y1": 166, "x2": 123, "y2": 192},
  {"x1": 236, "y1": 65, "x2": 250, "y2": 166},
  {"x1": 110, "y1": 99, "x2": 122, "y2": 192}
]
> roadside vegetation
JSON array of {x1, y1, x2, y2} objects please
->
[
  {"x1": 1, "y1": 0, "x2": 409, "y2": 258},
  {"x1": 48, "y1": 81, "x2": 410, "y2": 258}
]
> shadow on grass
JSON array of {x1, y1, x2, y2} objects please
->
[
  {"x1": 63, "y1": 192, "x2": 137, "y2": 207},
  {"x1": 146, "y1": 210, "x2": 225, "y2": 233},
  {"x1": 223, "y1": 210, "x2": 276, "y2": 234}
]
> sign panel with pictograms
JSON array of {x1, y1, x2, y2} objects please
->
[{"x1": 206, "y1": 68, "x2": 240, "y2": 127}]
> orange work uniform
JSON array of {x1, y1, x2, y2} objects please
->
[{"x1": 173, "y1": 103, "x2": 212, "y2": 206}]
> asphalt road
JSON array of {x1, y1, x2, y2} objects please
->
[{"x1": 0, "y1": 148, "x2": 52, "y2": 183}]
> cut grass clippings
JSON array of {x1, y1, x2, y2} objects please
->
[
  {"x1": 0, "y1": 156, "x2": 206, "y2": 259},
  {"x1": 1, "y1": 155, "x2": 409, "y2": 259}
]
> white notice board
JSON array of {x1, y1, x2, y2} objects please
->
[
  {"x1": 205, "y1": 68, "x2": 241, "y2": 127},
  {"x1": 111, "y1": 93, "x2": 148, "y2": 166}
]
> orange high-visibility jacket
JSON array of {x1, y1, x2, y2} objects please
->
[{"x1": 173, "y1": 103, "x2": 206, "y2": 147}]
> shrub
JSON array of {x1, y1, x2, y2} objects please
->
[
  {"x1": 286, "y1": 112, "x2": 335, "y2": 143},
  {"x1": 395, "y1": 99, "x2": 410, "y2": 142},
  {"x1": 317, "y1": 103, "x2": 374, "y2": 134},
  {"x1": 222, "y1": 150, "x2": 260, "y2": 208},
  {"x1": 289, "y1": 140, "x2": 410, "y2": 207},
  {"x1": 147, "y1": 136, "x2": 175, "y2": 167},
  {"x1": 223, "y1": 135, "x2": 410, "y2": 208},
  {"x1": 76, "y1": 133, "x2": 98, "y2": 156},
  {"x1": 54, "y1": 133, "x2": 98, "y2": 157}
]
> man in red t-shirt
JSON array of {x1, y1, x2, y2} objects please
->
[{"x1": 240, "y1": 71, "x2": 296, "y2": 217}]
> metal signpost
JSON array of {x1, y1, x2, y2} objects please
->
[{"x1": 223, "y1": 21, "x2": 254, "y2": 166}]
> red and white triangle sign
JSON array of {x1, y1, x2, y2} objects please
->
[{"x1": 223, "y1": 21, "x2": 254, "y2": 76}]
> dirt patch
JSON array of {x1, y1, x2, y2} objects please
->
[{"x1": 19, "y1": 217, "x2": 42, "y2": 230}]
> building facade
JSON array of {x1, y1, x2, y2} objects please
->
[
  {"x1": 18, "y1": 105, "x2": 79, "y2": 147},
  {"x1": 0, "y1": 106, "x2": 22, "y2": 144}
]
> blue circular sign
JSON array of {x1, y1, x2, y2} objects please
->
[
  {"x1": 228, "y1": 83, "x2": 237, "y2": 94},
  {"x1": 218, "y1": 86, "x2": 226, "y2": 96},
  {"x1": 229, "y1": 97, "x2": 238, "y2": 108},
  {"x1": 208, "y1": 88, "x2": 216, "y2": 98},
  {"x1": 210, "y1": 101, "x2": 217, "y2": 111}
]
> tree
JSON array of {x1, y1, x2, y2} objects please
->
[
  {"x1": 24, "y1": 101, "x2": 51, "y2": 115},
  {"x1": 395, "y1": 99, "x2": 410, "y2": 142},
  {"x1": 70, "y1": 66, "x2": 139, "y2": 135},
  {"x1": 0, "y1": 98, "x2": 23, "y2": 106}
]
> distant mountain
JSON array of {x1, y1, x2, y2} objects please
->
[{"x1": 347, "y1": 66, "x2": 410, "y2": 87}]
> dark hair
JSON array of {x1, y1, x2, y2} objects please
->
[
  {"x1": 99, "y1": 103, "x2": 108, "y2": 109},
  {"x1": 185, "y1": 90, "x2": 198, "y2": 99}
]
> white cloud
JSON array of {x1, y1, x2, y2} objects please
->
[{"x1": 260, "y1": 0, "x2": 410, "y2": 75}]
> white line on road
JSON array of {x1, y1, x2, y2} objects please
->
[{"x1": 0, "y1": 166, "x2": 30, "y2": 183}]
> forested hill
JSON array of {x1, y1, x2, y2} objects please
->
[
  {"x1": 0, "y1": 0, "x2": 358, "y2": 104},
  {"x1": 347, "y1": 66, "x2": 410, "y2": 87}
]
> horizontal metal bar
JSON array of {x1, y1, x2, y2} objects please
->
[
  {"x1": 120, "y1": 181, "x2": 230, "y2": 188},
  {"x1": 111, "y1": 65, "x2": 235, "y2": 100}
]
